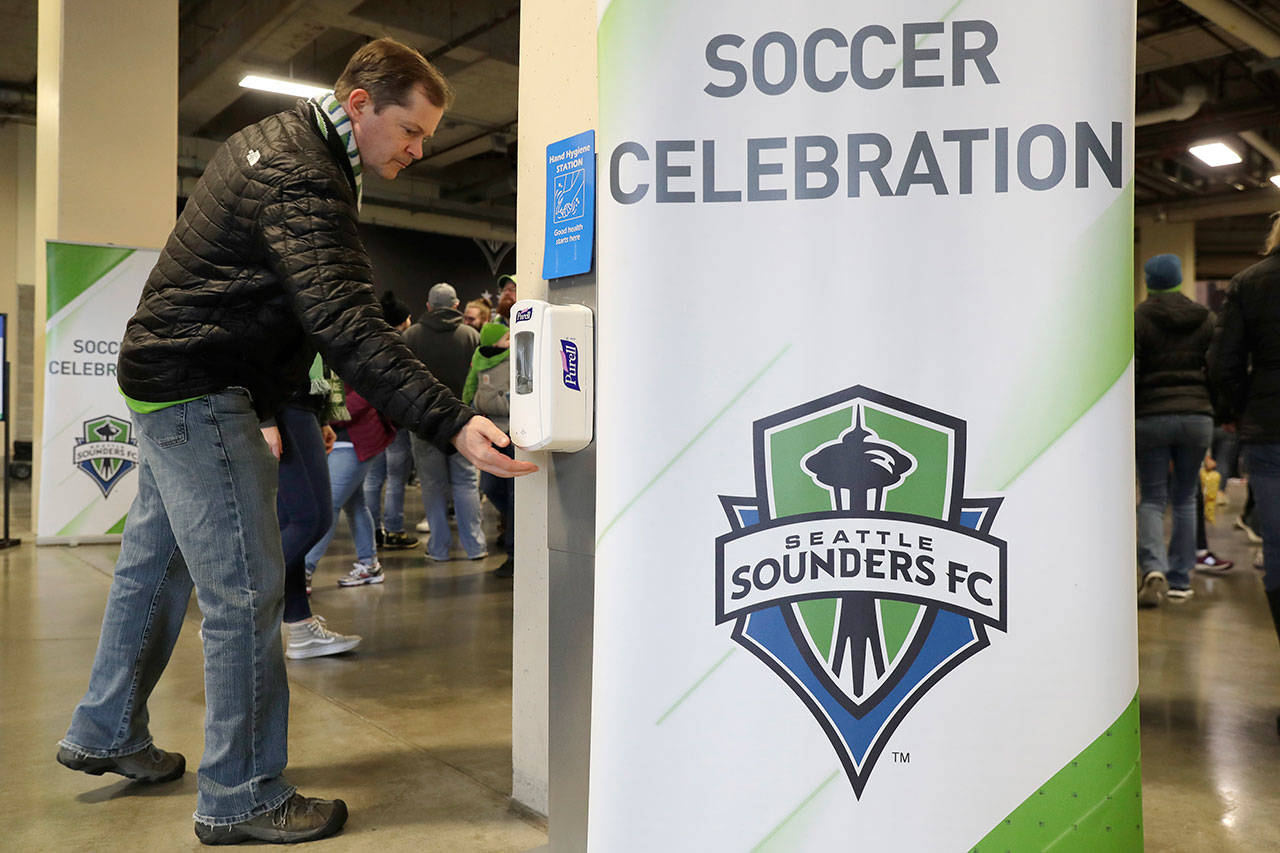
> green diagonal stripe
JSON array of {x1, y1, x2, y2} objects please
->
[
  {"x1": 47, "y1": 242, "x2": 134, "y2": 318},
  {"x1": 982, "y1": 184, "x2": 1134, "y2": 491},
  {"x1": 971, "y1": 695, "x2": 1142, "y2": 852}
]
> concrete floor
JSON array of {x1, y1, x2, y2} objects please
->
[
  {"x1": 1137, "y1": 482, "x2": 1280, "y2": 853},
  {"x1": 3, "y1": 479, "x2": 1280, "y2": 851},
  {"x1": 0, "y1": 481, "x2": 547, "y2": 851}
]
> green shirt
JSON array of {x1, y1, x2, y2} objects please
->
[{"x1": 120, "y1": 390, "x2": 203, "y2": 414}]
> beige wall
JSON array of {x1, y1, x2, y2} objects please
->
[
  {"x1": 33, "y1": 0, "x2": 177, "y2": 529},
  {"x1": 1135, "y1": 219, "x2": 1196, "y2": 303},
  {"x1": 513, "y1": 0, "x2": 598, "y2": 817}
]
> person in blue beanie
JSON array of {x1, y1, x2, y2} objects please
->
[{"x1": 1135, "y1": 254, "x2": 1216, "y2": 606}]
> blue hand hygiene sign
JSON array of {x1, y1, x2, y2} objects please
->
[{"x1": 543, "y1": 130, "x2": 595, "y2": 280}]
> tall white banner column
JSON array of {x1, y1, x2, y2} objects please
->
[{"x1": 590, "y1": 1, "x2": 1138, "y2": 850}]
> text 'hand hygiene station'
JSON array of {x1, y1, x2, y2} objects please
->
[{"x1": 608, "y1": 19, "x2": 1123, "y2": 203}]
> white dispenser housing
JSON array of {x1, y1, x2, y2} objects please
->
[{"x1": 508, "y1": 299, "x2": 594, "y2": 452}]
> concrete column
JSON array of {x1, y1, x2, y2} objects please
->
[
  {"x1": 0, "y1": 121, "x2": 36, "y2": 508},
  {"x1": 1135, "y1": 219, "x2": 1196, "y2": 303},
  {"x1": 513, "y1": 0, "x2": 598, "y2": 820},
  {"x1": 33, "y1": 0, "x2": 177, "y2": 528},
  {"x1": 0, "y1": 122, "x2": 27, "y2": 357}
]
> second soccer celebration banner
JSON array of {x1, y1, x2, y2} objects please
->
[
  {"x1": 39, "y1": 242, "x2": 157, "y2": 543},
  {"x1": 591, "y1": 1, "x2": 1139, "y2": 850}
]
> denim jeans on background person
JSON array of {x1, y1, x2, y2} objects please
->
[
  {"x1": 1244, "y1": 444, "x2": 1280, "y2": 593},
  {"x1": 305, "y1": 446, "x2": 376, "y2": 570},
  {"x1": 411, "y1": 434, "x2": 485, "y2": 560},
  {"x1": 277, "y1": 405, "x2": 333, "y2": 623},
  {"x1": 1136, "y1": 414, "x2": 1213, "y2": 590},
  {"x1": 363, "y1": 428, "x2": 412, "y2": 533},
  {"x1": 480, "y1": 443, "x2": 515, "y2": 553},
  {"x1": 1213, "y1": 426, "x2": 1240, "y2": 482},
  {"x1": 61, "y1": 390, "x2": 295, "y2": 825}
]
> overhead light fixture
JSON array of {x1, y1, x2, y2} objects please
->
[
  {"x1": 1189, "y1": 142, "x2": 1243, "y2": 167},
  {"x1": 239, "y1": 74, "x2": 329, "y2": 99},
  {"x1": 1271, "y1": 174, "x2": 1280, "y2": 189}
]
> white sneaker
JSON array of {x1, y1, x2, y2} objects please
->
[
  {"x1": 339, "y1": 559, "x2": 384, "y2": 587},
  {"x1": 1137, "y1": 571, "x2": 1166, "y2": 607},
  {"x1": 1166, "y1": 587, "x2": 1195, "y2": 602},
  {"x1": 415, "y1": 518, "x2": 430, "y2": 533},
  {"x1": 285, "y1": 615, "x2": 361, "y2": 659}
]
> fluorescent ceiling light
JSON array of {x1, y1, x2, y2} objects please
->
[
  {"x1": 239, "y1": 74, "x2": 329, "y2": 99},
  {"x1": 1272, "y1": 174, "x2": 1280, "y2": 189},
  {"x1": 1189, "y1": 142, "x2": 1243, "y2": 167}
]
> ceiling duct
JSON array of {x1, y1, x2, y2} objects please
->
[
  {"x1": 1240, "y1": 130, "x2": 1280, "y2": 169},
  {"x1": 1136, "y1": 85, "x2": 1208, "y2": 127},
  {"x1": 1179, "y1": 0, "x2": 1280, "y2": 57}
]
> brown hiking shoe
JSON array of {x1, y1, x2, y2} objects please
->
[
  {"x1": 194, "y1": 793, "x2": 348, "y2": 845},
  {"x1": 57, "y1": 743, "x2": 185, "y2": 783}
]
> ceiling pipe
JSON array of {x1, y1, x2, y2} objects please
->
[
  {"x1": 1137, "y1": 187, "x2": 1280, "y2": 222},
  {"x1": 1179, "y1": 0, "x2": 1280, "y2": 57},
  {"x1": 1136, "y1": 85, "x2": 1209, "y2": 127},
  {"x1": 1240, "y1": 130, "x2": 1280, "y2": 169}
]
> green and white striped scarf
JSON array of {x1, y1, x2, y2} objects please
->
[{"x1": 313, "y1": 91, "x2": 363, "y2": 210}]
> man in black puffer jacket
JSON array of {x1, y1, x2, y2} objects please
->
[
  {"x1": 56, "y1": 39, "x2": 535, "y2": 846},
  {"x1": 1134, "y1": 254, "x2": 1215, "y2": 607},
  {"x1": 1211, "y1": 215, "x2": 1280, "y2": 736}
]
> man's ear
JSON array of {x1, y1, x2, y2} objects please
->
[{"x1": 344, "y1": 88, "x2": 372, "y2": 119}]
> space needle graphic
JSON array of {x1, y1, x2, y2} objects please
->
[{"x1": 801, "y1": 406, "x2": 917, "y2": 700}]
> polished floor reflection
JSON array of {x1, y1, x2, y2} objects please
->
[
  {"x1": 0, "y1": 485, "x2": 546, "y2": 851},
  {"x1": 1139, "y1": 481, "x2": 1280, "y2": 853},
  {"x1": 4, "y1": 480, "x2": 1280, "y2": 850}
]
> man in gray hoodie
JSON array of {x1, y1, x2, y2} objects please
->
[{"x1": 404, "y1": 283, "x2": 488, "y2": 560}]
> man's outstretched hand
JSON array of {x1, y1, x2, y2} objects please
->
[{"x1": 452, "y1": 416, "x2": 539, "y2": 477}]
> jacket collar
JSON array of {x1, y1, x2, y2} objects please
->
[{"x1": 297, "y1": 98, "x2": 361, "y2": 209}]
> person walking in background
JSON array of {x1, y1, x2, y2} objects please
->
[
  {"x1": 463, "y1": 297, "x2": 491, "y2": 332},
  {"x1": 464, "y1": 322, "x2": 515, "y2": 577},
  {"x1": 307, "y1": 383, "x2": 397, "y2": 587},
  {"x1": 1134, "y1": 253, "x2": 1216, "y2": 606},
  {"x1": 404, "y1": 283, "x2": 487, "y2": 561},
  {"x1": 1210, "y1": 212, "x2": 1280, "y2": 733},
  {"x1": 494, "y1": 274, "x2": 517, "y2": 325},
  {"x1": 363, "y1": 291, "x2": 419, "y2": 551},
  {"x1": 273, "y1": 361, "x2": 362, "y2": 659}
]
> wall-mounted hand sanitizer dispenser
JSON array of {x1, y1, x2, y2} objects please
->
[{"x1": 508, "y1": 299, "x2": 594, "y2": 452}]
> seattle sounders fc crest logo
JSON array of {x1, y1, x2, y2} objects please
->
[
  {"x1": 73, "y1": 415, "x2": 140, "y2": 497},
  {"x1": 715, "y1": 385, "x2": 1007, "y2": 796}
]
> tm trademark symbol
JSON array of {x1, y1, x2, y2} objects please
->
[{"x1": 892, "y1": 751, "x2": 911, "y2": 764}]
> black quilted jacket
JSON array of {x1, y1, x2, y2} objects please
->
[
  {"x1": 118, "y1": 100, "x2": 474, "y2": 449},
  {"x1": 1133, "y1": 290, "x2": 1214, "y2": 419},
  {"x1": 1210, "y1": 251, "x2": 1280, "y2": 442}
]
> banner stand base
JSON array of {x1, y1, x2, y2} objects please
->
[{"x1": 0, "y1": 537, "x2": 20, "y2": 549}]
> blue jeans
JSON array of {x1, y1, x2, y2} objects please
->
[
  {"x1": 480, "y1": 443, "x2": 514, "y2": 553},
  {"x1": 1136, "y1": 414, "x2": 1213, "y2": 590},
  {"x1": 411, "y1": 434, "x2": 486, "y2": 560},
  {"x1": 363, "y1": 429, "x2": 412, "y2": 532},
  {"x1": 305, "y1": 446, "x2": 375, "y2": 570},
  {"x1": 1213, "y1": 426, "x2": 1240, "y2": 482},
  {"x1": 277, "y1": 405, "x2": 332, "y2": 623},
  {"x1": 62, "y1": 390, "x2": 294, "y2": 825},
  {"x1": 1244, "y1": 444, "x2": 1280, "y2": 593}
]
